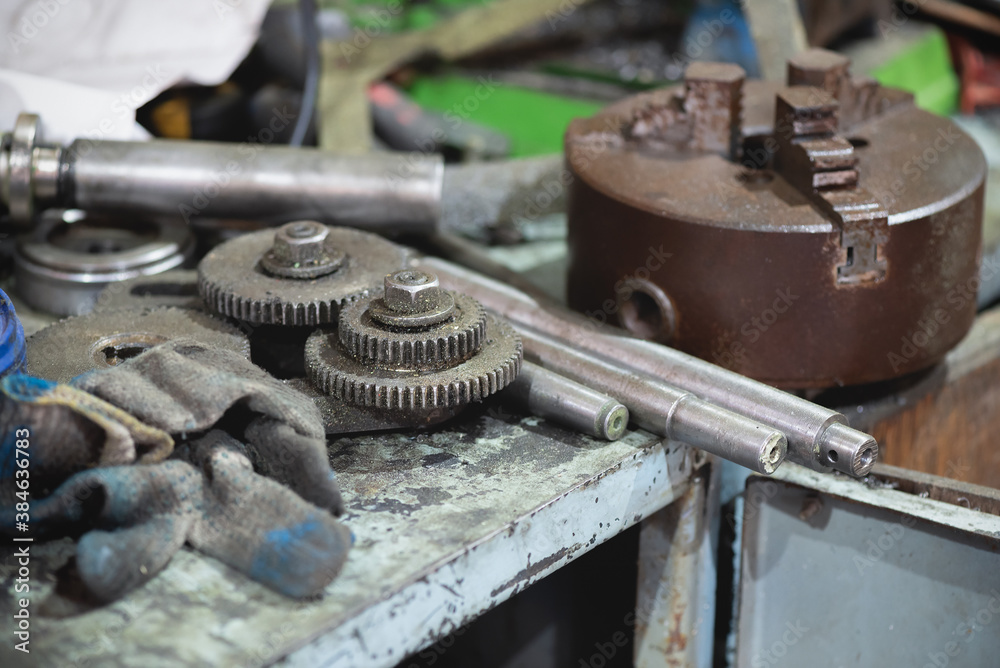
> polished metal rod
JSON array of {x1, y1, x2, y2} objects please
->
[
  {"x1": 507, "y1": 361, "x2": 630, "y2": 441},
  {"x1": 1, "y1": 114, "x2": 443, "y2": 234},
  {"x1": 421, "y1": 256, "x2": 877, "y2": 477},
  {"x1": 519, "y1": 329, "x2": 786, "y2": 474}
]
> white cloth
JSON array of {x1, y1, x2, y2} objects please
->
[{"x1": 0, "y1": 0, "x2": 273, "y2": 142}]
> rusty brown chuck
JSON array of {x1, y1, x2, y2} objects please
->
[{"x1": 565, "y1": 49, "x2": 985, "y2": 388}]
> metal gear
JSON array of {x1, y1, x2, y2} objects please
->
[
  {"x1": 305, "y1": 271, "x2": 522, "y2": 410},
  {"x1": 306, "y1": 314, "x2": 521, "y2": 409},
  {"x1": 26, "y1": 307, "x2": 250, "y2": 383},
  {"x1": 337, "y1": 270, "x2": 487, "y2": 368},
  {"x1": 197, "y1": 222, "x2": 410, "y2": 326},
  {"x1": 94, "y1": 270, "x2": 202, "y2": 312}
]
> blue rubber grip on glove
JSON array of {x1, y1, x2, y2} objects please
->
[{"x1": 0, "y1": 289, "x2": 27, "y2": 379}]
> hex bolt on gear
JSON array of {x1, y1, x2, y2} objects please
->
[
  {"x1": 259, "y1": 221, "x2": 346, "y2": 279},
  {"x1": 198, "y1": 222, "x2": 410, "y2": 326},
  {"x1": 26, "y1": 307, "x2": 251, "y2": 384},
  {"x1": 305, "y1": 269, "x2": 522, "y2": 415}
]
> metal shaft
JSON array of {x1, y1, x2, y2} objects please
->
[
  {"x1": 507, "y1": 361, "x2": 630, "y2": 441},
  {"x1": 420, "y1": 256, "x2": 878, "y2": 477},
  {"x1": 520, "y1": 329, "x2": 786, "y2": 474},
  {"x1": 1, "y1": 114, "x2": 443, "y2": 234}
]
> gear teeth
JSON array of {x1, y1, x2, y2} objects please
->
[
  {"x1": 338, "y1": 295, "x2": 487, "y2": 368},
  {"x1": 196, "y1": 226, "x2": 410, "y2": 326},
  {"x1": 199, "y1": 275, "x2": 362, "y2": 326},
  {"x1": 305, "y1": 315, "x2": 523, "y2": 409}
]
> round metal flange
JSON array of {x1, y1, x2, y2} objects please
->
[
  {"x1": 26, "y1": 307, "x2": 250, "y2": 383},
  {"x1": 6, "y1": 113, "x2": 38, "y2": 223},
  {"x1": 198, "y1": 225, "x2": 410, "y2": 325},
  {"x1": 305, "y1": 314, "x2": 522, "y2": 409},
  {"x1": 565, "y1": 52, "x2": 986, "y2": 388},
  {"x1": 14, "y1": 210, "x2": 193, "y2": 316}
]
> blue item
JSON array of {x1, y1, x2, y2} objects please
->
[
  {"x1": 0, "y1": 289, "x2": 27, "y2": 378},
  {"x1": 681, "y1": 0, "x2": 760, "y2": 78}
]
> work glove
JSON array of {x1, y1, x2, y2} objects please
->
[
  {"x1": 0, "y1": 374, "x2": 173, "y2": 510},
  {"x1": 72, "y1": 337, "x2": 344, "y2": 515},
  {"x1": 26, "y1": 430, "x2": 351, "y2": 602},
  {"x1": 1, "y1": 338, "x2": 352, "y2": 603}
]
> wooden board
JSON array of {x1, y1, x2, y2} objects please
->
[{"x1": 841, "y1": 306, "x2": 1000, "y2": 488}]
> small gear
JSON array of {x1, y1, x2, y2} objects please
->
[
  {"x1": 26, "y1": 307, "x2": 251, "y2": 383},
  {"x1": 198, "y1": 222, "x2": 409, "y2": 326},
  {"x1": 304, "y1": 270, "x2": 522, "y2": 410},
  {"x1": 338, "y1": 271, "x2": 487, "y2": 368},
  {"x1": 306, "y1": 314, "x2": 521, "y2": 409}
]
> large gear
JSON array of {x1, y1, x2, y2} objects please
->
[
  {"x1": 305, "y1": 269, "x2": 522, "y2": 410},
  {"x1": 197, "y1": 222, "x2": 409, "y2": 326},
  {"x1": 306, "y1": 314, "x2": 521, "y2": 409},
  {"x1": 338, "y1": 291, "x2": 487, "y2": 368},
  {"x1": 26, "y1": 307, "x2": 250, "y2": 383}
]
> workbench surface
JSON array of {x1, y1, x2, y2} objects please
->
[{"x1": 1, "y1": 408, "x2": 693, "y2": 667}]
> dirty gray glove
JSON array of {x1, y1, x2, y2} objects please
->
[
  {"x1": 27, "y1": 431, "x2": 351, "y2": 602},
  {"x1": 0, "y1": 374, "x2": 173, "y2": 512},
  {"x1": 72, "y1": 338, "x2": 343, "y2": 515}
]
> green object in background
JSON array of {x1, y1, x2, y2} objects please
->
[
  {"x1": 872, "y1": 30, "x2": 958, "y2": 116},
  {"x1": 341, "y1": 0, "x2": 498, "y2": 33},
  {"x1": 408, "y1": 75, "x2": 605, "y2": 157}
]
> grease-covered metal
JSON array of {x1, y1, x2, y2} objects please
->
[{"x1": 565, "y1": 49, "x2": 985, "y2": 387}]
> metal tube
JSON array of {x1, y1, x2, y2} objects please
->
[
  {"x1": 420, "y1": 256, "x2": 877, "y2": 477},
  {"x1": 520, "y1": 328, "x2": 787, "y2": 474},
  {"x1": 58, "y1": 139, "x2": 442, "y2": 233},
  {"x1": 507, "y1": 361, "x2": 630, "y2": 441}
]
